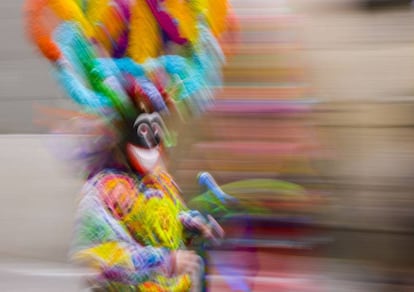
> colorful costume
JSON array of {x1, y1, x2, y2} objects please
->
[
  {"x1": 23, "y1": 0, "x2": 236, "y2": 290},
  {"x1": 73, "y1": 168, "x2": 206, "y2": 290}
]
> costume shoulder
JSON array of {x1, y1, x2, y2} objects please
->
[
  {"x1": 81, "y1": 169, "x2": 140, "y2": 220},
  {"x1": 88, "y1": 169, "x2": 137, "y2": 185}
]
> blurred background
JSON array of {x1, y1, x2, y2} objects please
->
[{"x1": 1, "y1": 0, "x2": 414, "y2": 291}]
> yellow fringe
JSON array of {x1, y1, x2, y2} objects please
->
[
  {"x1": 124, "y1": 193, "x2": 183, "y2": 250},
  {"x1": 74, "y1": 242, "x2": 135, "y2": 269}
]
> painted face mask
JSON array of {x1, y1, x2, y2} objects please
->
[{"x1": 125, "y1": 112, "x2": 169, "y2": 175}]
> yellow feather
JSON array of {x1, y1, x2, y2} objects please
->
[
  {"x1": 206, "y1": 0, "x2": 229, "y2": 36},
  {"x1": 48, "y1": 0, "x2": 95, "y2": 38},
  {"x1": 128, "y1": 0, "x2": 162, "y2": 62},
  {"x1": 163, "y1": 0, "x2": 199, "y2": 44}
]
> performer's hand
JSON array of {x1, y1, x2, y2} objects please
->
[
  {"x1": 193, "y1": 215, "x2": 224, "y2": 245},
  {"x1": 173, "y1": 250, "x2": 203, "y2": 292},
  {"x1": 173, "y1": 250, "x2": 201, "y2": 275}
]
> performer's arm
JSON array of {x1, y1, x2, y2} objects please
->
[{"x1": 71, "y1": 180, "x2": 175, "y2": 285}]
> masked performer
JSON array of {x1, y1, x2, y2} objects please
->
[{"x1": 24, "y1": 0, "x2": 237, "y2": 290}]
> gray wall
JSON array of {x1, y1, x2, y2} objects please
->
[
  {"x1": 0, "y1": 135, "x2": 83, "y2": 262},
  {"x1": 0, "y1": 0, "x2": 73, "y2": 134}
]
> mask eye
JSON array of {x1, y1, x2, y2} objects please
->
[
  {"x1": 152, "y1": 122, "x2": 163, "y2": 144},
  {"x1": 136, "y1": 123, "x2": 156, "y2": 148},
  {"x1": 137, "y1": 123, "x2": 150, "y2": 136}
]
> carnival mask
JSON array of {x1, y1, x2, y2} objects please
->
[{"x1": 126, "y1": 112, "x2": 169, "y2": 175}]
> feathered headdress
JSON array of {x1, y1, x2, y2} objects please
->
[{"x1": 24, "y1": 0, "x2": 237, "y2": 177}]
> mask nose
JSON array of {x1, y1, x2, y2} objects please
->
[{"x1": 137, "y1": 123, "x2": 158, "y2": 148}]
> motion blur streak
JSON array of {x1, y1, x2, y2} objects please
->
[{"x1": 170, "y1": 0, "x2": 414, "y2": 291}]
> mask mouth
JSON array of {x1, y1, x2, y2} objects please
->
[{"x1": 126, "y1": 143, "x2": 164, "y2": 175}]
